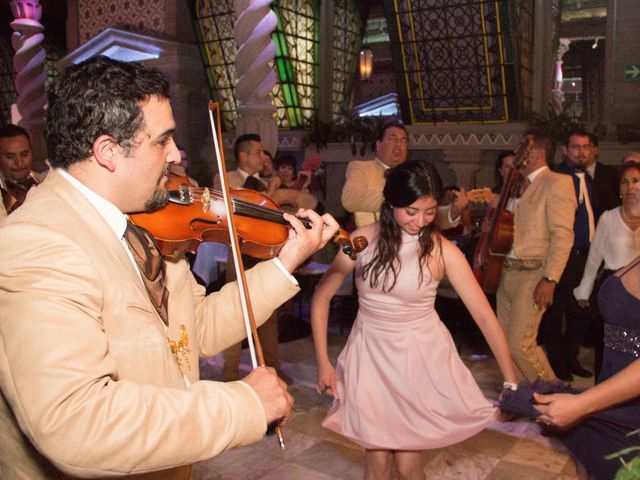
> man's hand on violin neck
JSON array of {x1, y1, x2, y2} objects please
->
[
  {"x1": 277, "y1": 209, "x2": 340, "y2": 273},
  {"x1": 242, "y1": 366, "x2": 293, "y2": 426}
]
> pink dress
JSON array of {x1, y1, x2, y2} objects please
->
[{"x1": 322, "y1": 231, "x2": 496, "y2": 450}]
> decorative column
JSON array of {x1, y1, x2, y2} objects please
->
[
  {"x1": 442, "y1": 149, "x2": 484, "y2": 190},
  {"x1": 551, "y1": 38, "x2": 571, "y2": 116},
  {"x1": 234, "y1": 0, "x2": 278, "y2": 155},
  {"x1": 10, "y1": 0, "x2": 48, "y2": 170}
]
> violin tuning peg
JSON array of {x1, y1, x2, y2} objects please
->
[{"x1": 352, "y1": 236, "x2": 368, "y2": 253}]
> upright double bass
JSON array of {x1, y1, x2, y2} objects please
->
[{"x1": 472, "y1": 136, "x2": 533, "y2": 293}]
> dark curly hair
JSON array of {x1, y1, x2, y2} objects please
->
[
  {"x1": 273, "y1": 153, "x2": 298, "y2": 177},
  {"x1": 46, "y1": 56, "x2": 170, "y2": 169},
  {"x1": 361, "y1": 159, "x2": 443, "y2": 292}
]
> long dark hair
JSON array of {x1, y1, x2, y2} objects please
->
[
  {"x1": 493, "y1": 150, "x2": 513, "y2": 193},
  {"x1": 361, "y1": 159, "x2": 443, "y2": 292}
]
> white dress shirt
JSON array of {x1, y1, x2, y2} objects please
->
[{"x1": 573, "y1": 207, "x2": 640, "y2": 300}]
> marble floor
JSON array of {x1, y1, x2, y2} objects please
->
[{"x1": 193, "y1": 302, "x2": 596, "y2": 480}]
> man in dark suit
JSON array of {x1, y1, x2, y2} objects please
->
[
  {"x1": 586, "y1": 133, "x2": 620, "y2": 216},
  {"x1": 542, "y1": 129, "x2": 602, "y2": 380}
]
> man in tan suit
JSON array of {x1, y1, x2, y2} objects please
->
[
  {"x1": 496, "y1": 131, "x2": 577, "y2": 382},
  {"x1": 0, "y1": 124, "x2": 47, "y2": 216},
  {"x1": 214, "y1": 134, "x2": 291, "y2": 383},
  {"x1": 341, "y1": 121, "x2": 467, "y2": 229},
  {"x1": 214, "y1": 133, "x2": 278, "y2": 194},
  {"x1": 0, "y1": 57, "x2": 338, "y2": 479}
]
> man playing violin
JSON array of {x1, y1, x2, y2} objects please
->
[{"x1": 0, "y1": 56, "x2": 339, "y2": 479}]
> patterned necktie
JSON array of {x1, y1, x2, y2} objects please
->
[{"x1": 124, "y1": 221, "x2": 169, "y2": 326}]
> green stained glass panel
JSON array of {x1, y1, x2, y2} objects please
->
[
  {"x1": 271, "y1": 0, "x2": 319, "y2": 129},
  {"x1": 193, "y1": 0, "x2": 238, "y2": 130}
]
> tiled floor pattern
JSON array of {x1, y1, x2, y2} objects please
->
[{"x1": 194, "y1": 314, "x2": 594, "y2": 480}]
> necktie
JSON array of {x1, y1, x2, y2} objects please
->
[
  {"x1": 3, "y1": 176, "x2": 37, "y2": 213},
  {"x1": 124, "y1": 221, "x2": 169, "y2": 326},
  {"x1": 576, "y1": 172, "x2": 595, "y2": 241},
  {"x1": 243, "y1": 175, "x2": 266, "y2": 192},
  {"x1": 514, "y1": 176, "x2": 530, "y2": 198}
]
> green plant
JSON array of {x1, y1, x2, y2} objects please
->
[
  {"x1": 304, "y1": 113, "x2": 389, "y2": 156},
  {"x1": 530, "y1": 109, "x2": 583, "y2": 146},
  {"x1": 529, "y1": 108, "x2": 607, "y2": 146},
  {"x1": 605, "y1": 429, "x2": 640, "y2": 480}
]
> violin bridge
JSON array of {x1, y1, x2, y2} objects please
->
[
  {"x1": 181, "y1": 186, "x2": 192, "y2": 205},
  {"x1": 200, "y1": 187, "x2": 211, "y2": 213}
]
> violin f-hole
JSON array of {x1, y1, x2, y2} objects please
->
[{"x1": 189, "y1": 217, "x2": 221, "y2": 230}]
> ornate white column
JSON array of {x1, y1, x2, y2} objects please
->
[
  {"x1": 234, "y1": 0, "x2": 278, "y2": 155},
  {"x1": 551, "y1": 38, "x2": 571, "y2": 116},
  {"x1": 10, "y1": 0, "x2": 48, "y2": 169}
]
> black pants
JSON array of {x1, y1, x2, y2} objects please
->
[{"x1": 540, "y1": 251, "x2": 591, "y2": 374}]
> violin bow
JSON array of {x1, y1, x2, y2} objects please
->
[{"x1": 207, "y1": 102, "x2": 285, "y2": 449}]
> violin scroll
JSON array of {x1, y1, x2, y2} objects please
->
[{"x1": 333, "y1": 230, "x2": 368, "y2": 260}]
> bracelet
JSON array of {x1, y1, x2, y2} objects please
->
[{"x1": 503, "y1": 381, "x2": 518, "y2": 391}]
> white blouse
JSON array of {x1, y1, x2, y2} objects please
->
[{"x1": 574, "y1": 207, "x2": 640, "y2": 300}]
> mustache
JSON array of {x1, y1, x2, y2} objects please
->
[{"x1": 159, "y1": 165, "x2": 170, "y2": 180}]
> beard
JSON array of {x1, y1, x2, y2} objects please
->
[
  {"x1": 144, "y1": 165, "x2": 171, "y2": 212},
  {"x1": 569, "y1": 158, "x2": 588, "y2": 172}
]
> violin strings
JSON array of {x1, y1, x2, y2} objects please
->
[{"x1": 185, "y1": 187, "x2": 312, "y2": 229}]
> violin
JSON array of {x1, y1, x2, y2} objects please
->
[{"x1": 130, "y1": 172, "x2": 368, "y2": 259}]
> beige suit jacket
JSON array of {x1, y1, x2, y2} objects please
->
[
  {"x1": 0, "y1": 170, "x2": 299, "y2": 478},
  {"x1": 512, "y1": 168, "x2": 577, "y2": 281},
  {"x1": 214, "y1": 170, "x2": 317, "y2": 212},
  {"x1": 341, "y1": 159, "x2": 457, "y2": 229},
  {"x1": 213, "y1": 170, "x2": 247, "y2": 190}
]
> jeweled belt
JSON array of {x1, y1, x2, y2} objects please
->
[{"x1": 604, "y1": 323, "x2": 640, "y2": 357}]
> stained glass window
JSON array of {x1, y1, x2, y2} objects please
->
[
  {"x1": 192, "y1": 0, "x2": 238, "y2": 130},
  {"x1": 332, "y1": 0, "x2": 364, "y2": 120},
  {"x1": 271, "y1": 0, "x2": 319, "y2": 129},
  {"x1": 192, "y1": 1, "x2": 363, "y2": 130},
  {"x1": 506, "y1": 0, "x2": 534, "y2": 120},
  {"x1": 384, "y1": 0, "x2": 512, "y2": 124}
]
